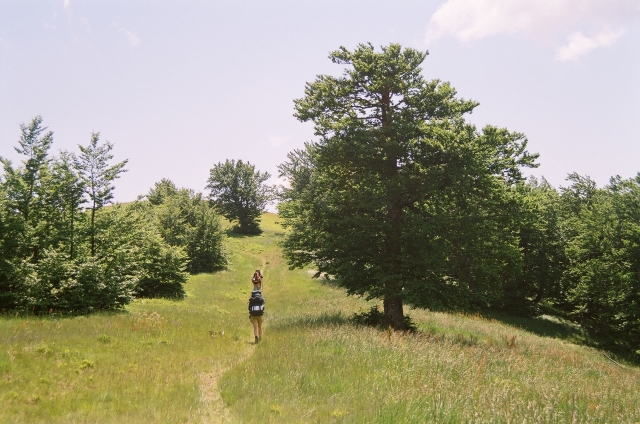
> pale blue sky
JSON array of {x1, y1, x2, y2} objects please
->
[{"x1": 1, "y1": 0, "x2": 639, "y2": 203}]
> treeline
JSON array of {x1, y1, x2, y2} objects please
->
[
  {"x1": 519, "y1": 174, "x2": 640, "y2": 354},
  {"x1": 0, "y1": 117, "x2": 226, "y2": 314}
]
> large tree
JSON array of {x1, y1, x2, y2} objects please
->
[
  {"x1": 279, "y1": 43, "x2": 537, "y2": 329},
  {"x1": 206, "y1": 159, "x2": 273, "y2": 234}
]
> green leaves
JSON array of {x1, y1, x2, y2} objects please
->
[
  {"x1": 295, "y1": 43, "x2": 478, "y2": 137},
  {"x1": 0, "y1": 117, "x2": 192, "y2": 311},
  {"x1": 281, "y1": 43, "x2": 538, "y2": 328},
  {"x1": 145, "y1": 180, "x2": 227, "y2": 274},
  {"x1": 76, "y1": 132, "x2": 128, "y2": 257},
  {"x1": 206, "y1": 159, "x2": 274, "y2": 234},
  {"x1": 76, "y1": 133, "x2": 128, "y2": 210},
  {"x1": 558, "y1": 175, "x2": 640, "y2": 351}
]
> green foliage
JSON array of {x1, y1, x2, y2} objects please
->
[
  {"x1": 0, "y1": 117, "x2": 191, "y2": 311},
  {"x1": 146, "y1": 178, "x2": 179, "y2": 205},
  {"x1": 75, "y1": 132, "x2": 128, "y2": 256},
  {"x1": 493, "y1": 173, "x2": 640, "y2": 355},
  {"x1": 206, "y1": 159, "x2": 274, "y2": 234},
  {"x1": 134, "y1": 231, "x2": 188, "y2": 299},
  {"x1": 1, "y1": 116, "x2": 54, "y2": 263},
  {"x1": 49, "y1": 152, "x2": 86, "y2": 259},
  {"x1": 9, "y1": 248, "x2": 135, "y2": 314},
  {"x1": 0, "y1": 187, "x2": 24, "y2": 309},
  {"x1": 558, "y1": 175, "x2": 640, "y2": 353},
  {"x1": 93, "y1": 203, "x2": 189, "y2": 301},
  {"x1": 146, "y1": 179, "x2": 227, "y2": 273},
  {"x1": 279, "y1": 43, "x2": 538, "y2": 328},
  {"x1": 512, "y1": 178, "x2": 567, "y2": 312},
  {"x1": 184, "y1": 200, "x2": 227, "y2": 273},
  {"x1": 8, "y1": 116, "x2": 53, "y2": 224},
  {"x1": 353, "y1": 305, "x2": 416, "y2": 331}
]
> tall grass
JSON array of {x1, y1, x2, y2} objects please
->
[
  {"x1": 2, "y1": 213, "x2": 639, "y2": 422},
  {"x1": 223, "y1": 308, "x2": 640, "y2": 423},
  {"x1": 0, "y1": 216, "x2": 285, "y2": 423},
  {"x1": 221, "y1": 218, "x2": 640, "y2": 423}
]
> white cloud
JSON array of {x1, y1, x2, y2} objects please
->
[
  {"x1": 425, "y1": 0, "x2": 640, "y2": 60},
  {"x1": 63, "y1": 0, "x2": 71, "y2": 9},
  {"x1": 123, "y1": 29, "x2": 139, "y2": 46},
  {"x1": 114, "y1": 23, "x2": 140, "y2": 47},
  {"x1": 555, "y1": 27, "x2": 624, "y2": 61}
]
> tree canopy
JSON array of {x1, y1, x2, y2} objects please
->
[
  {"x1": 75, "y1": 133, "x2": 128, "y2": 257},
  {"x1": 279, "y1": 43, "x2": 538, "y2": 329},
  {"x1": 0, "y1": 117, "x2": 195, "y2": 311},
  {"x1": 206, "y1": 159, "x2": 273, "y2": 234},
  {"x1": 146, "y1": 179, "x2": 227, "y2": 273}
]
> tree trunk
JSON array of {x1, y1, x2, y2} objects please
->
[
  {"x1": 383, "y1": 291, "x2": 405, "y2": 330},
  {"x1": 69, "y1": 206, "x2": 75, "y2": 259},
  {"x1": 461, "y1": 255, "x2": 475, "y2": 291},
  {"x1": 90, "y1": 205, "x2": 96, "y2": 257},
  {"x1": 383, "y1": 212, "x2": 406, "y2": 330},
  {"x1": 380, "y1": 87, "x2": 406, "y2": 330}
]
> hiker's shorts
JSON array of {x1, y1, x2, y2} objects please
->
[{"x1": 251, "y1": 316, "x2": 263, "y2": 325}]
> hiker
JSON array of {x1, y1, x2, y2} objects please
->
[
  {"x1": 251, "y1": 269, "x2": 263, "y2": 290},
  {"x1": 248, "y1": 289, "x2": 265, "y2": 343}
]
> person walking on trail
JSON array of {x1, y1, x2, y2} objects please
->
[
  {"x1": 251, "y1": 269, "x2": 263, "y2": 290},
  {"x1": 248, "y1": 289, "x2": 265, "y2": 343}
]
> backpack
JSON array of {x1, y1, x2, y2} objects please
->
[{"x1": 248, "y1": 295, "x2": 265, "y2": 316}]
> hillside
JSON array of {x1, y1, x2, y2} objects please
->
[{"x1": 1, "y1": 213, "x2": 639, "y2": 423}]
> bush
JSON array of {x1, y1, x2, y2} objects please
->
[
  {"x1": 95, "y1": 204, "x2": 188, "y2": 300},
  {"x1": 145, "y1": 181, "x2": 227, "y2": 273},
  {"x1": 12, "y1": 250, "x2": 136, "y2": 314},
  {"x1": 353, "y1": 306, "x2": 416, "y2": 331},
  {"x1": 134, "y1": 233, "x2": 188, "y2": 298}
]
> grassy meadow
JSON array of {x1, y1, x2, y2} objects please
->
[{"x1": 1, "y1": 213, "x2": 639, "y2": 423}]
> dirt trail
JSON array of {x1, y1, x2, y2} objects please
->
[
  {"x1": 197, "y1": 224, "x2": 276, "y2": 423},
  {"x1": 198, "y1": 345, "x2": 254, "y2": 424}
]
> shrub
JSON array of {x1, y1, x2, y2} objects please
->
[
  {"x1": 353, "y1": 305, "x2": 416, "y2": 331},
  {"x1": 134, "y1": 232, "x2": 188, "y2": 299}
]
